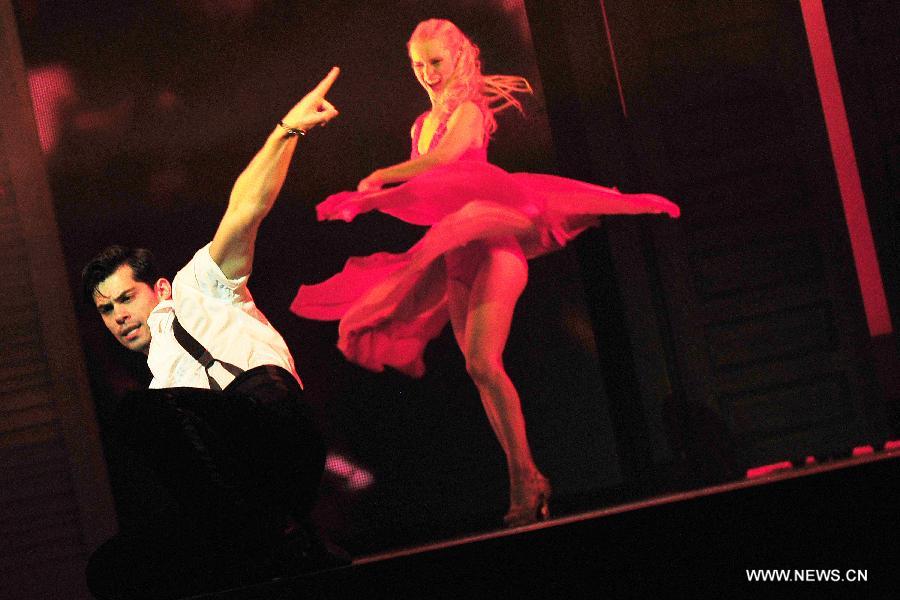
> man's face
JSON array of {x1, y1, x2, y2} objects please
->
[{"x1": 93, "y1": 264, "x2": 169, "y2": 354}]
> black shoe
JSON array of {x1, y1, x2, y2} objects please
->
[{"x1": 267, "y1": 521, "x2": 351, "y2": 579}]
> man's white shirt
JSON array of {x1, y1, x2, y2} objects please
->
[{"x1": 146, "y1": 243, "x2": 301, "y2": 390}]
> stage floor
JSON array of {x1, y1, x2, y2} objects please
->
[
  {"x1": 195, "y1": 444, "x2": 900, "y2": 598},
  {"x1": 355, "y1": 442, "x2": 900, "y2": 565}
]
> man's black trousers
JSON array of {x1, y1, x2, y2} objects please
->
[{"x1": 86, "y1": 365, "x2": 326, "y2": 599}]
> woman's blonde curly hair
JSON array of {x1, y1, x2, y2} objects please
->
[{"x1": 408, "y1": 19, "x2": 532, "y2": 137}]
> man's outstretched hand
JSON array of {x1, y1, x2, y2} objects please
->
[{"x1": 281, "y1": 67, "x2": 340, "y2": 133}]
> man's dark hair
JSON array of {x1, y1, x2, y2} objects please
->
[{"x1": 81, "y1": 245, "x2": 159, "y2": 304}]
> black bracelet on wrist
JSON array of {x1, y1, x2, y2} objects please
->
[{"x1": 277, "y1": 120, "x2": 307, "y2": 136}]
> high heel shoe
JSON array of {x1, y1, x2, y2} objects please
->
[{"x1": 503, "y1": 474, "x2": 552, "y2": 528}]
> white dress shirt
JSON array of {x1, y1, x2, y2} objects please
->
[{"x1": 146, "y1": 243, "x2": 301, "y2": 390}]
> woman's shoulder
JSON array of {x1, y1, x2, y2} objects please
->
[
  {"x1": 447, "y1": 101, "x2": 484, "y2": 131},
  {"x1": 450, "y1": 101, "x2": 482, "y2": 119}
]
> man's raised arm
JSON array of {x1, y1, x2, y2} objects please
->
[{"x1": 210, "y1": 67, "x2": 340, "y2": 279}]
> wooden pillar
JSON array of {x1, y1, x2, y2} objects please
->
[{"x1": 0, "y1": 2, "x2": 116, "y2": 598}]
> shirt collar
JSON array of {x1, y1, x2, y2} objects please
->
[{"x1": 146, "y1": 299, "x2": 174, "y2": 337}]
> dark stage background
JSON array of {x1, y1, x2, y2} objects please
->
[{"x1": 8, "y1": 0, "x2": 897, "y2": 565}]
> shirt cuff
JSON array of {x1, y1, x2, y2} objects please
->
[{"x1": 196, "y1": 242, "x2": 249, "y2": 290}]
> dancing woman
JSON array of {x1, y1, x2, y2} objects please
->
[{"x1": 292, "y1": 19, "x2": 679, "y2": 527}]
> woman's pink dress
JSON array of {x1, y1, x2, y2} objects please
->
[{"x1": 291, "y1": 113, "x2": 680, "y2": 377}]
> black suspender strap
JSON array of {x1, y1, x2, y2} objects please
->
[{"x1": 172, "y1": 315, "x2": 245, "y2": 391}]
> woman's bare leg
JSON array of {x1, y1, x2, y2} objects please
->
[
  {"x1": 447, "y1": 278, "x2": 512, "y2": 457},
  {"x1": 447, "y1": 244, "x2": 548, "y2": 523},
  {"x1": 448, "y1": 279, "x2": 507, "y2": 453}
]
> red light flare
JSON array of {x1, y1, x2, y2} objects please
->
[
  {"x1": 325, "y1": 452, "x2": 374, "y2": 492},
  {"x1": 746, "y1": 461, "x2": 793, "y2": 479},
  {"x1": 800, "y1": 0, "x2": 892, "y2": 337},
  {"x1": 26, "y1": 64, "x2": 75, "y2": 154}
]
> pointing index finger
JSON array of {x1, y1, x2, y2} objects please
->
[{"x1": 313, "y1": 66, "x2": 340, "y2": 97}]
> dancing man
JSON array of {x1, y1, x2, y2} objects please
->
[{"x1": 83, "y1": 68, "x2": 341, "y2": 599}]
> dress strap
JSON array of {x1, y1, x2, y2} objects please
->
[{"x1": 430, "y1": 120, "x2": 448, "y2": 152}]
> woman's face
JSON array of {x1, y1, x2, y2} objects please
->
[{"x1": 409, "y1": 38, "x2": 455, "y2": 100}]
